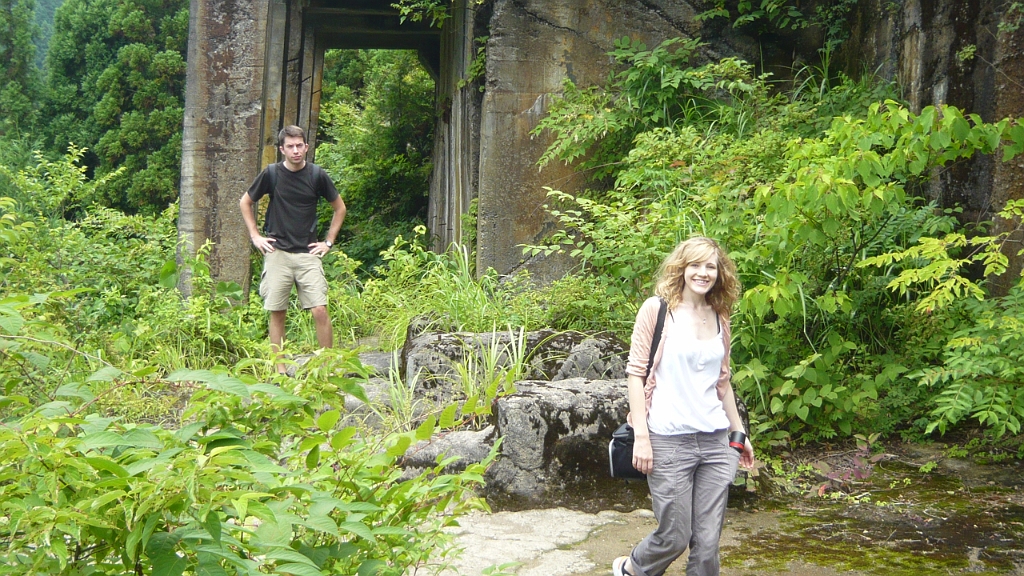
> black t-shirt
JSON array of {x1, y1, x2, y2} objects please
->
[{"x1": 246, "y1": 162, "x2": 340, "y2": 253}]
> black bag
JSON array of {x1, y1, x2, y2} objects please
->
[
  {"x1": 609, "y1": 423, "x2": 646, "y2": 479},
  {"x1": 608, "y1": 298, "x2": 667, "y2": 480}
]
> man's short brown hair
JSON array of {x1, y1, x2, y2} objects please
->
[{"x1": 278, "y1": 125, "x2": 307, "y2": 146}]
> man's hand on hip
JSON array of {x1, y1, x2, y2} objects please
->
[
  {"x1": 309, "y1": 241, "x2": 330, "y2": 258},
  {"x1": 252, "y1": 236, "x2": 277, "y2": 254}
]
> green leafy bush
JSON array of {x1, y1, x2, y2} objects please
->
[
  {"x1": 0, "y1": 297, "x2": 495, "y2": 575},
  {"x1": 530, "y1": 37, "x2": 1024, "y2": 442}
]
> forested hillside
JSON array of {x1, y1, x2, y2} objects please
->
[{"x1": 32, "y1": 0, "x2": 63, "y2": 66}]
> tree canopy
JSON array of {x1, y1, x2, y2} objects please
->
[{"x1": 43, "y1": 0, "x2": 187, "y2": 214}]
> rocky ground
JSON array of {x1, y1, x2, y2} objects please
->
[
  {"x1": 347, "y1": 347, "x2": 1024, "y2": 575},
  {"x1": 439, "y1": 442, "x2": 1024, "y2": 576}
]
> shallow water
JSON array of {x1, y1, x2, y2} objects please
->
[{"x1": 481, "y1": 443, "x2": 1024, "y2": 574}]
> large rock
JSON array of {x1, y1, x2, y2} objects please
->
[
  {"x1": 401, "y1": 329, "x2": 628, "y2": 405},
  {"x1": 487, "y1": 378, "x2": 628, "y2": 496}
]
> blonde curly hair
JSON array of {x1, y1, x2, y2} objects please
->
[{"x1": 654, "y1": 237, "x2": 740, "y2": 316}]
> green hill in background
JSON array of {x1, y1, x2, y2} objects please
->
[{"x1": 32, "y1": 0, "x2": 63, "y2": 67}]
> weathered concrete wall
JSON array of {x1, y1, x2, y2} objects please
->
[
  {"x1": 989, "y1": 17, "x2": 1024, "y2": 293},
  {"x1": 177, "y1": 0, "x2": 268, "y2": 295},
  {"x1": 838, "y1": 0, "x2": 1024, "y2": 291},
  {"x1": 428, "y1": 0, "x2": 487, "y2": 250},
  {"x1": 475, "y1": 0, "x2": 708, "y2": 280}
]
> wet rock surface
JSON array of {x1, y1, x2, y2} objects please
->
[
  {"x1": 442, "y1": 442, "x2": 1024, "y2": 575},
  {"x1": 344, "y1": 348, "x2": 1024, "y2": 573}
]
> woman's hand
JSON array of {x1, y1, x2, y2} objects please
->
[
  {"x1": 632, "y1": 434, "x2": 653, "y2": 475},
  {"x1": 739, "y1": 437, "x2": 755, "y2": 469}
]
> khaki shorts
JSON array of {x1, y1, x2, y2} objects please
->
[{"x1": 259, "y1": 250, "x2": 328, "y2": 311}]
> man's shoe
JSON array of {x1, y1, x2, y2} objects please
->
[{"x1": 612, "y1": 556, "x2": 635, "y2": 576}]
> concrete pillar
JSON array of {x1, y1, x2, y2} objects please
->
[
  {"x1": 990, "y1": 18, "x2": 1024, "y2": 295},
  {"x1": 178, "y1": 0, "x2": 269, "y2": 295},
  {"x1": 261, "y1": 0, "x2": 288, "y2": 166},
  {"x1": 475, "y1": 0, "x2": 696, "y2": 280},
  {"x1": 428, "y1": 0, "x2": 482, "y2": 252}
]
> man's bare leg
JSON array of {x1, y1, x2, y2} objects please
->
[
  {"x1": 269, "y1": 310, "x2": 288, "y2": 373},
  {"x1": 310, "y1": 305, "x2": 333, "y2": 349}
]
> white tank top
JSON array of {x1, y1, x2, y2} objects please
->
[{"x1": 647, "y1": 315, "x2": 728, "y2": 434}]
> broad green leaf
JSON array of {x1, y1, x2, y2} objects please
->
[
  {"x1": 306, "y1": 444, "x2": 321, "y2": 469},
  {"x1": 0, "y1": 307, "x2": 24, "y2": 335},
  {"x1": 332, "y1": 501, "x2": 383, "y2": 513},
  {"x1": 87, "y1": 489, "x2": 126, "y2": 510},
  {"x1": 439, "y1": 403, "x2": 458, "y2": 428},
  {"x1": 84, "y1": 457, "x2": 129, "y2": 477},
  {"x1": 357, "y1": 559, "x2": 387, "y2": 576},
  {"x1": 82, "y1": 430, "x2": 127, "y2": 450},
  {"x1": 240, "y1": 448, "x2": 288, "y2": 471},
  {"x1": 151, "y1": 553, "x2": 187, "y2": 576},
  {"x1": 126, "y1": 522, "x2": 145, "y2": 562},
  {"x1": 126, "y1": 448, "x2": 185, "y2": 476},
  {"x1": 174, "y1": 422, "x2": 205, "y2": 443},
  {"x1": 372, "y1": 526, "x2": 412, "y2": 536},
  {"x1": 159, "y1": 259, "x2": 179, "y2": 288},
  {"x1": 316, "y1": 410, "x2": 340, "y2": 432},
  {"x1": 253, "y1": 519, "x2": 292, "y2": 548},
  {"x1": 386, "y1": 434, "x2": 412, "y2": 457},
  {"x1": 265, "y1": 548, "x2": 319, "y2": 567},
  {"x1": 197, "y1": 551, "x2": 229, "y2": 576},
  {"x1": 275, "y1": 563, "x2": 324, "y2": 576},
  {"x1": 795, "y1": 405, "x2": 810, "y2": 421},
  {"x1": 301, "y1": 514, "x2": 340, "y2": 537},
  {"x1": 415, "y1": 414, "x2": 436, "y2": 441},
  {"x1": 145, "y1": 531, "x2": 182, "y2": 558},
  {"x1": 203, "y1": 514, "x2": 222, "y2": 543},
  {"x1": 87, "y1": 366, "x2": 123, "y2": 382},
  {"x1": 332, "y1": 377, "x2": 370, "y2": 404},
  {"x1": 55, "y1": 383, "x2": 95, "y2": 401},
  {"x1": 123, "y1": 428, "x2": 164, "y2": 449},
  {"x1": 339, "y1": 521, "x2": 375, "y2": 541}
]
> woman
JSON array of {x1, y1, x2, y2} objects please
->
[{"x1": 613, "y1": 237, "x2": 755, "y2": 576}]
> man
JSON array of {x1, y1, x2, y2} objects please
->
[{"x1": 240, "y1": 125, "x2": 346, "y2": 373}]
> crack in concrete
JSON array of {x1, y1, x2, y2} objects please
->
[
  {"x1": 635, "y1": 0, "x2": 698, "y2": 33},
  {"x1": 509, "y1": 0, "x2": 608, "y2": 56}
]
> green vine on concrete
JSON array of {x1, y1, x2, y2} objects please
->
[
  {"x1": 392, "y1": 0, "x2": 487, "y2": 29},
  {"x1": 457, "y1": 36, "x2": 488, "y2": 92},
  {"x1": 393, "y1": 0, "x2": 451, "y2": 28}
]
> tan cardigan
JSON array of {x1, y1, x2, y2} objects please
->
[{"x1": 625, "y1": 296, "x2": 732, "y2": 423}]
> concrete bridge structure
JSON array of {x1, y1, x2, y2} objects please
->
[{"x1": 178, "y1": 0, "x2": 1023, "y2": 295}]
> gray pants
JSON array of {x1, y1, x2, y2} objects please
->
[{"x1": 629, "y1": 429, "x2": 739, "y2": 576}]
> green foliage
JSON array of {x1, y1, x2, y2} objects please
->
[
  {"x1": 392, "y1": 0, "x2": 451, "y2": 28},
  {"x1": 0, "y1": 150, "x2": 503, "y2": 572},
  {"x1": 31, "y1": 0, "x2": 62, "y2": 67},
  {"x1": 531, "y1": 36, "x2": 1024, "y2": 443},
  {"x1": 696, "y1": 0, "x2": 808, "y2": 31},
  {"x1": 316, "y1": 50, "x2": 434, "y2": 273},
  {"x1": 998, "y1": 2, "x2": 1024, "y2": 32},
  {"x1": 391, "y1": 0, "x2": 486, "y2": 28},
  {"x1": 0, "y1": 307, "x2": 494, "y2": 575},
  {"x1": 343, "y1": 227, "x2": 546, "y2": 350},
  {"x1": 457, "y1": 35, "x2": 488, "y2": 92},
  {"x1": 43, "y1": 0, "x2": 187, "y2": 214},
  {"x1": 0, "y1": 0, "x2": 44, "y2": 135}
]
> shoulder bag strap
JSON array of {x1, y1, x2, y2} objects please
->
[
  {"x1": 267, "y1": 162, "x2": 278, "y2": 193},
  {"x1": 645, "y1": 297, "x2": 668, "y2": 379}
]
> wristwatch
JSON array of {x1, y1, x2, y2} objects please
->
[{"x1": 325, "y1": 240, "x2": 333, "y2": 248}]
